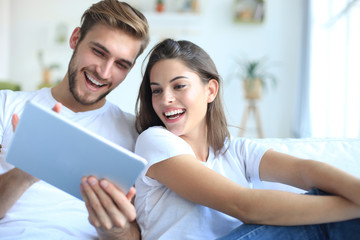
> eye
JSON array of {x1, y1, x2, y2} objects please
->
[
  {"x1": 174, "y1": 84, "x2": 186, "y2": 90},
  {"x1": 116, "y1": 61, "x2": 130, "y2": 70},
  {"x1": 93, "y1": 48, "x2": 104, "y2": 57},
  {"x1": 151, "y1": 88, "x2": 162, "y2": 95}
]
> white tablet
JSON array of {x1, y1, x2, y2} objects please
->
[{"x1": 6, "y1": 101, "x2": 147, "y2": 199}]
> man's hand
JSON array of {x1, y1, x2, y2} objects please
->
[
  {"x1": 8, "y1": 102, "x2": 62, "y2": 187},
  {"x1": 80, "y1": 176, "x2": 140, "y2": 240},
  {"x1": 11, "y1": 103, "x2": 62, "y2": 132},
  {"x1": 0, "y1": 103, "x2": 63, "y2": 218}
]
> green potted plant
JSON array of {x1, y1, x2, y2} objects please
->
[{"x1": 235, "y1": 57, "x2": 277, "y2": 99}]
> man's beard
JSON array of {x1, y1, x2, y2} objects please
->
[{"x1": 67, "y1": 52, "x2": 111, "y2": 106}]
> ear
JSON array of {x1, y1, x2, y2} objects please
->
[
  {"x1": 207, "y1": 79, "x2": 218, "y2": 103},
  {"x1": 69, "y1": 27, "x2": 81, "y2": 50}
]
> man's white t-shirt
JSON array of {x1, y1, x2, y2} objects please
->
[
  {"x1": 0, "y1": 88, "x2": 138, "y2": 239},
  {"x1": 134, "y1": 126, "x2": 269, "y2": 240}
]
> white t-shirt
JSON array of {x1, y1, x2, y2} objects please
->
[
  {"x1": 134, "y1": 126, "x2": 269, "y2": 240},
  {"x1": 0, "y1": 88, "x2": 138, "y2": 240}
]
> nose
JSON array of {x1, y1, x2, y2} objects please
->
[
  {"x1": 162, "y1": 90, "x2": 175, "y2": 104},
  {"x1": 96, "y1": 60, "x2": 112, "y2": 80}
]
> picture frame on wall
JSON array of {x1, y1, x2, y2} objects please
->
[{"x1": 234, "y1": 0, "x2": 265, "y2": 23}]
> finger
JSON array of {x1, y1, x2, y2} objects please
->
[
  {"x1": 81, "y1": 185, "x2": 101, "y2": 228},
  {"x1": 80, "y1": 178, "x2": 101, "y2": 228},
  {"x1": 100, "y1": 179, "x2": 137, "y2": 223},
  {"x1": 88, "y1": 176, "x2": 130, "y2": 229},
  {"x1": 52, "y1": 102, "x2": 62, "y2": 113},
  {"x1": 12, "y1": 114, "x2": 19, "y2": 132},
  {"x1": 126, "y1": 186, "x2": 136, "y2": 202},
  {"x1": 82, "y1": 176, "x2": 114, "y2": 229}
]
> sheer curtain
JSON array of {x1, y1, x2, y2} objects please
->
[{"x1": 296, "y1": 0, "x2": 360, "y2": 138}]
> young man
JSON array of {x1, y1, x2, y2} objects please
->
[{"x1": 0, "y1": 1, "x2": 149, "y2": 239}]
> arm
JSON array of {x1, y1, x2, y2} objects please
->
[
  {"x1": 0, "y1": 114, "x2": 38, "y2": 218},
  {"x1": 80, "y1": 176, "x2": 141, "y2": 240},
  {"x1": 146, "y1": 152, "x2": 360, "y2": 226},
  {"x1": 0, "y1": 168, "x2": 38, "y2": 218},
  {"x1": 0, "y1": 103, "x2": 62, "y2": 219},
  {"x1": 259, "y1": 150, "x2": 360, "y2": 205}
]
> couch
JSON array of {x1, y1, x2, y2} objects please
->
[
  {"x1": 0, "y1": 137, "x2": 358, "y2": 239},
  {"x1": 251, "y1": 138, "x2": 360, "y2": 193}
]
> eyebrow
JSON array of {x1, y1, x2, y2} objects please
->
[
  {"x1": 150, "y1": 76, "x2": 188, "y2": 86},
  {"x1": 90, "y1": 41, "x2": 133, "y2": 68}
]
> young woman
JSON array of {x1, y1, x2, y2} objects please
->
[{"x1": 133, "y1": 38, "x2": 360, "y2": 240}]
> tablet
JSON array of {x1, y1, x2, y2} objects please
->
[{"x1": 6, "y1": 101, "x2": 147, "y2": 199}]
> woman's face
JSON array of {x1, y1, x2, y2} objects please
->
[{"x1": 149, "y1": 59, "x2": 217, "y2": 139}]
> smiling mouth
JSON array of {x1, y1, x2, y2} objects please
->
[
  {"x1": 84, "y1": 72, "x2": 106, "y2": 88},
  {"x1": 164, "y1": 109, "x2": 185, "y2": 120}
]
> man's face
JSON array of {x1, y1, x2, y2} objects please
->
[{"x1": 67, "y1": 24, "x2": 142, "y2": 107}]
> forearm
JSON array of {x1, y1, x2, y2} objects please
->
[
  {"x1": 233, "y1": 188, "x2": 360, "y2": 226},
  {"x1": 261, "y1": 152, "x2": 360, "y2": 206},
  {"x1": 96, "y1": 220, "x2": 141, "y2": 240},
  {"x1": 0, "y1": 168, "x2": 37, "y2": 218},
  {"x1": 300, "y1": 160, "x2": 360, "y2": 205}
]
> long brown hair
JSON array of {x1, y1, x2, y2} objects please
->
[
  {"x1": 79, "y1": 0, "x2": 149, "y2": 58},
  {"x1": 135, "y1": 39, "x2": 230, "y2": 155}
]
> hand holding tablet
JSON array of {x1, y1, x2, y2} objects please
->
[{"x1": 6, "y1": 101, "x2": 146, "y2": 199}]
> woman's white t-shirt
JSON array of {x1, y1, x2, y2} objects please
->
[{"x1": 135, "y1": 126, "x2": 269, "y2": 240}]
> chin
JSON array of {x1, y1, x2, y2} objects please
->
[{"x1": 167, "y1": 127, "x2": 184, "y2": 137}]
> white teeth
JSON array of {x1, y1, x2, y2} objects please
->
[
  {"x1": 85, "y1": 72, "x2": 104, "y2": 87},
  {"x1": 164, "y1": 109, "x2": 185, "y2": 117}
]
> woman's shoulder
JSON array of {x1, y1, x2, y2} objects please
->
[
  {"x1": 137, "y1": 126, "x2": 177, "y2": 142},
  {"x1": 140, "y1": 126, "x2": 171, "y2": 136},
  {"x1": 135, "y1": 126, "x2": 194, "y2": 161},
  {"x1": 225, "y1": 136, "x2": 270, "y2": 156},
  {"x1": 138, "y1": 126, "x2": 186, "y2": 145}
]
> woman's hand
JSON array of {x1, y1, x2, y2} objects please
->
[{"x1": 80, "y1": 176, "x2": 140, "y2": 240}]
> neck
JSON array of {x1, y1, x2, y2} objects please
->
[{"x1": 180, "y1": 126, "x2": 209, "y2": 162}]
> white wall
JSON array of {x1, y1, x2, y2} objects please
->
[
  {"x1": 0, "y1": 0, "x2": 10, "y2": 79},
  {"x1": 3, "y1": 0, "x2": 304, "y2": 138}
]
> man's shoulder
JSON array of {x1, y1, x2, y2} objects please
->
[
  {"x1": 1, "y1": 89, "x2": 37, "y2": 110},
  {"x1": 0, "y1": 89, "x2": 32, "y2": 101},
  {"x1": 1, "y1": 88, "x2": 49, "y2": 104},
  {"x1": 105, "y1": 101, "x2": 135, "y2": 122},
  {"x1": 0, "y1": 88, "x2": 51, "y2": 114}
]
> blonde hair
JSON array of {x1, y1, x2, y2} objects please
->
[
  {"x1": 79, "y1": 0, "x2": 149, "y2": 58},
  {"x1": 136, "y1": 39, "x2": 230, "y2": 156}
]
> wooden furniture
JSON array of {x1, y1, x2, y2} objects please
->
[{"x1": 239, "y1": 99, "x2": 263, "y2": 138}]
